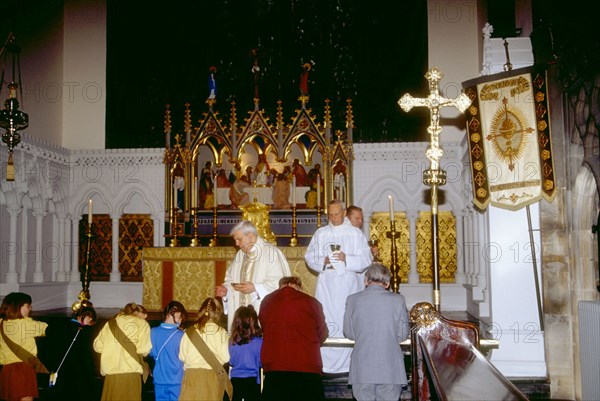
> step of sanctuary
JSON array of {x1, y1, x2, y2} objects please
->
[
  {"x1": 32, "y1": 308, "x2": 552, "y2": 401},
  {"x1": 322, "y1": 372, "x2": 412, "y2": 400}
]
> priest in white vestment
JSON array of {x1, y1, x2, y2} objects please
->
[
  {"x1": 216, "y1": 220, "x2": 291, "y2": 332},
  {"x1": 304, "y1": 200, "x2": 372, "y2": 374}
]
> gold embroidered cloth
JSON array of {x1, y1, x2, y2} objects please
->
[{"x1": 142, "y1": 246, "x2": 316, "y2": 311}]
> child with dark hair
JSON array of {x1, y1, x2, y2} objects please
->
[
  {"x1": 229, "y1": 305, "x2": 263, "y2": 401},
  {"x1": 178, "y1": 297, "x2": 230, "y2": 401},
  {"x1": 0, "y1": 292, "x2": 48, "y2": 401},
  {"x1": 44, "y1": 303, "x2": 98, "y2": 401},
  {"x1": 150, "y1": 300, "x2": 187, "y2": 401}
]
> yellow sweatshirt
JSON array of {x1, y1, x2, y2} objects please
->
[
  {"x1": 0, "y1": 317, "x2": 47, "y2": 365},
  {"x1": 93, "y1": 314, "x2": 152, "y2": 376},
  {"x1": 178, "y1": 322, "x2": 229, "y2": 370}
]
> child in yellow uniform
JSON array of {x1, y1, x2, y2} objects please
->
[{"x1": 0, "y1": 292, "x2": 48, "y2": 401}]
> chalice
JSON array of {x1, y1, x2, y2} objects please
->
[
  {"x1": 329, "y1": 243, "x2": 342, "y2": 264},
  {"x1": 368, "y1": 238, "x2": 380, "y2": 262}
]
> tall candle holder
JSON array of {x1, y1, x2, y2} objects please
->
[
  {"x1": 316, "y1": 205, "x2": 322, "y2": 228},
  {"x1": 190, "y1": 208, "x2": 200, "y2": 247},
  {"x1": 72, "y1": 221, "x2": 93, "y2": 311},
  {"x1": 290, "y1": 206, "x2": 298, "y2": 246},
  {"x1": 209, "y1": 206, "x2": 218, "y2": 247},
  {"x1": 169, "y1": 207, "x2": 179, "y2": 247},
  {"x1": 386, "y1": 219, "x2": 402, "y2": 293}
]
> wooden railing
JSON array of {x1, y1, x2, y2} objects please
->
[{"x1": 410, "y1": 302, "x2": 528, "y2": 401}]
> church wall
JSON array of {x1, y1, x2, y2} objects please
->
[
  {"x1": 18, "y1": 0, "x2": 65, "y2": 147},
  {"x1": 487, "y1": 204, "x2": 547, "y2": 377},
  {"x1": 352, "y1": 142, "x2": 472, "y2": 313},
  {"x1": 61, "y1": 0, "x2": 106, "y2": 150},
  {"x1": 0, "y1": 135, "x2": 163, "y2": 309},
  {"x1": 539, "y1": 64, "x2": 600, "y2": 400},
  {"x1": 427, "y1": 0, "x2": 483, "y2": 143}
]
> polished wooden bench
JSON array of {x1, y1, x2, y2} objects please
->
[{"x1": 410, "y1": 302, "x2": 528, "y2": 401}]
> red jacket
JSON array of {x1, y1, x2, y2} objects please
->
[{"x1": 259, "y1": 286, "x2": 328, "y2": 374}]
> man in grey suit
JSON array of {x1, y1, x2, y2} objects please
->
[{"x1": 343, "y1": 263, "x2": 410, "y2": 401}]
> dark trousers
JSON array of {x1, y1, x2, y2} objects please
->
[
  {"x1": 231, "y1": 377, "x2": 260, "y2": 401},
  {"x1": 261, "y1": 371, "x2": 324, "y2": 401}
]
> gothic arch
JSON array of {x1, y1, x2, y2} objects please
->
[
  {"x1": 114, "y1": 183, "x2": 163, "y2": 216},
  {"x1": 572, "y1": 165, "x2": 599, "y2": 289}
]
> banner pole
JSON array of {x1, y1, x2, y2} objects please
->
[{"x1": 526, "y1": 204, "x2": 544, "y2": 331}]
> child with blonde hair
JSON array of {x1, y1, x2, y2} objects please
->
[
  {"x1": 122, "y1": 302, "x2": 148, "y2": 319},
  {"x1": 94, "y1": 301, "x2": 152, "y2": 401},
  {"x1": 178, "y1": 297, "x2": 231, "y2": 401}
]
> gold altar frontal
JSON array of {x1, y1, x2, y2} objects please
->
[{"x1": 142, "y1": 246, "x2": 317, "y2": 312}]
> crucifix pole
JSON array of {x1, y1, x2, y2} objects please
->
[{"x1": 398, "y1": 67, "x2": 471, "y2": 311}]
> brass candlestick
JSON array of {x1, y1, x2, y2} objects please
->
[
  {"x1": 290, "y1": 206, "x2": 298, "y2": 247},
  {"x1": 209, "y1": 206, "x2": 218, "y2": 247},
  {"x1": 386, "y1": 219, "x2": 402, "y2": 293},
  {"x1": 190, "y1": 208, "x2": 199, "y2": 247},
  {"x1": 169, "y1": 207, "x2": 179, "y2": 247},
  {"x1": 72, "y1": 222, "x2": 93, "y2": 311},
  {"x1": 316, "y1": 205, "x2": 322, "y2": 228}
]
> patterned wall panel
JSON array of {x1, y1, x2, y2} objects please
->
[
  {"x1": 369, "y1": 212, "x2": 411, "y2": 283},
  {"x1": 80, "y1": 215, "x2": 113, "y2": 281},
  {"x1": 119, "y1": 214, "x2": 154, "y2": 282},
  {"x1": 416, "y1": 211, "x2": 457, "y2": 283}
]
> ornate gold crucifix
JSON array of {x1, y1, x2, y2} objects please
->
[
  {"x1": 398, "y1": 67, "x2": 471, "y2": 311},
  {"x1": 398, "y1": 67, "x2": 471, "y2": 171}
]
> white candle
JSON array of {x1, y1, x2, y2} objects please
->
[
  {"x1": 292, "y1": 176, "x2": 296, "y2": 207},
  {"x1": 88, "y1": 199, "x2": 93, "y2": 225},
  {"x1": 316, "y1": 174, "x2": 320, "y2": 208},
  {"x1": 173, "y1": 184, "x2": 177, "y2": 209},
  {"x1": 388, "y1": 195, "x2": 394, "y2": 221},
  {"x1": 193, "y1": 177, "x2": 198, "y2": 207},
  {"x1": 213, "y1": 175, "x2": 218, "y2": 208}
]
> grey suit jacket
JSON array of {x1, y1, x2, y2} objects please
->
[{"x1": 343, "y1": 284, "x2": 410, "y2": 385}]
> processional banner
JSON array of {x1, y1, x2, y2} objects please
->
[{"x1": 462, "y1": 66, "x2": 556, "y2": 210}]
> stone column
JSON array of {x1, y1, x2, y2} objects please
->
[
  {"x1": 5, "y1": 206, "x2": 21, "y2": 284},
  {"x1": 454, "y1": 210, "x2": 466, "y2": 284},
  {"x1": 32, "y1": 209, "x2": 46, "y2": 283},
  {"x1": 408, "y1": 212, "x2": 420, "y2": 284},
  {"x1": 55, "y1": 213, "x2": 68, "y2": 281},
  {"x1": 463, "y1": 207, "x2": 475, "y2": 285},
  {"x1": 474, "y1": 209, "x2": 487, "y2": 289},
  {"x1": 69, "y1": 218, "x2": 81, "y2": 282},
  {"x1": 64, "y1": 215, "x2": 72, "y2": 281},
  {"x1": 19, "y1": 206, "x2": 29, "y2": 282},
  {"x1": 110, "y1": 213, "x2": 121, "y2": 282},
  {"x1": 152, "y1": 214, "x2": 161, "y2": 247}
]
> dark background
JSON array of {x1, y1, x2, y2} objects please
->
[
  {"x1": 104, "y1": 0, "x2": 429, "y2": 148},
  {"x1": 1, "y1": 0, "x2": 598, "y2": 149}
]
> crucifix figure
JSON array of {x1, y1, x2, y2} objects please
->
[
  {"x1": 398, "y1": 67, "x2": 471, "y2": 311},
  {"x1": 398, "y1": 67, "x2": 471, "y2": 171}
]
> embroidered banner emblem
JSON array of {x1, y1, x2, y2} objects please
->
[{"x1": 462, "y1": 66, "x2": 556, "y2": 210}]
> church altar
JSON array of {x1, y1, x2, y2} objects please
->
[
  {"x1": 142, "y1": 246, "x2": 317, "y2": 312},
  {"x1": 215, "y1": 186, "x2": 311, "y2": 206}
]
